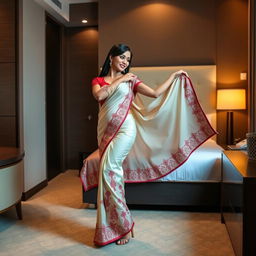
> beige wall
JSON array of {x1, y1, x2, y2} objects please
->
[{"x1": 20, "y1": 0, "x2": 47, "y2": 192}]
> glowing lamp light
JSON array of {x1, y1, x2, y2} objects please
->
[
  {"x1": 217, "y1": 89, "x2": 246, "y2": 110},
  {"x1": 217, "y1": 89, "x2": 246, "y2": 145}
]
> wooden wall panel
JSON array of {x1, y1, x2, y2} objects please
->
[
  {"x1": 249, "y1": 0, "x2": 256, "y2": 132},
  {"x1": 0, "y1": 23, "x2": 15, "y2": 62},
  {"x1": 0, "y1": 0, "x2": 15, "y2": 63},
  {"x1": 0, "y1": 117, "x2": 16, "y2": 146},
  {"x1": 0, "y1": 0, "x2": 17, "y2": 146},
  {"x1": 0, "y1": 0, "x2": 15, "y2": 23},
  {"x1": 99, "y1": 0, "x2": 216, "y2": 67},
  {"x1": 216, "y1": 0, "x2": 248, "y2": 145},
  {"x1": 0, "y1": 63, "x2": 16, "y2": 115}
]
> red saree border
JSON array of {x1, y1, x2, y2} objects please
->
[
  {"x1": 81, "y1": 130, "x2": 216, "y2": 192},
  {"x1": 99, "y1": 85, "x2": 134, "y2": 159},
  {"x1": 123, "y1": 131, "x2": 215, "y2": 183},
  {"x1": 81, "y1": 82, "x2": 134, "y2": 192},
  {"x1": 185, "y1": 75, "x2": 217, "y2": 135},
  {"x1": 94, "y1": 222, "x2": 135, "y2": 246},
  {"x1": 81, "y1": 74, "x2": 217, "y2": 191},
  {"x1": 123, "y1": 74, "x2": 217, "y2": 182}
]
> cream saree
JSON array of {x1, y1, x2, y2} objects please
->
[
  {"x1": 82, "y1": 74, "x2": 216, "y2": 246},
  {"x1": 94, "y1": 79, "x2": 137, "y2": 246},
  {"x1": 123, "y1": 74, "x2": 216, "y2": 182}
]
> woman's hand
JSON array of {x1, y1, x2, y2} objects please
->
[
  {"x1": 173, "y1": 70, "x2": 189, "y2": 78},
  {"x1": 121, "y1": 73, "x2": 137, "y2": 82}
]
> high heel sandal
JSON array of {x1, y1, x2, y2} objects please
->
[
  {"x1": 131, "y1": 228, "x2": 134, "y2": 238},
  {"x1": 116, "y1": 228, "x2": 134, "y2": 245}
]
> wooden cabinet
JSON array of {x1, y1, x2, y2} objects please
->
[
  {"x1": 221, "y1": 151, "x2": 256, "y2": 256},
  {"x1": 0, "y1": 147, "x2": 24, "y2": 219}
]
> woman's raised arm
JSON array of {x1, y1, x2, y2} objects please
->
[{"x1": 136, "y1": 70, "x2": 188, "y2": 98}]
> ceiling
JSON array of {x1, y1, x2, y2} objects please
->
[{"x1": 34, "y1": 0, "x2": 98, "y2": 26}]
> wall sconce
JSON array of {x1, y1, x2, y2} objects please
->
[{"x1": 217, "y1": 89, "x2": 246, "y2": 145}]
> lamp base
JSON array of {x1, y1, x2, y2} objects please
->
[{"x1": 226, "y1": 111, "x2": 234, "y2": 145}]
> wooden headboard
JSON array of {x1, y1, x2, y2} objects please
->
[{"x1": 131, "y1": 65, "x2": 217, "y2": 131}]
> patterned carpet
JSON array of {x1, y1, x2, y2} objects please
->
[{"x1": 0, "y1": 170, "x2": 234, "y2": 256}]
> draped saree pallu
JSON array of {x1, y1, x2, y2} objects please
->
[
  {"x1": 81, "y1": 74, "x2": 217, "y2": 246},
  {"x1": 94, "y1": 80, "x2": 137, "y2": 246}
]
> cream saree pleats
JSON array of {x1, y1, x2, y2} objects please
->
[{"x1": 94, "y1": 81, "x2": 136, "y2": 246}]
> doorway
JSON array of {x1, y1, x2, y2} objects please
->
[{"x1": 46, "y1": 15, "x2": 63, "y2": 180}]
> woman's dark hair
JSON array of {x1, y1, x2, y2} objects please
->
[{"x1": 99, "y1": 44, "x2": 132, "y2": 77}]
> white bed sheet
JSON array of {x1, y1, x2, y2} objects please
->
[
  {"x1": 81, "y1": 139, "x2": 223, "y2": 192},
  {"x1": 157, "y1": 139, "x2": 223, "y2": 182}
]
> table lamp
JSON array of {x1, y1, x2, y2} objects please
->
[{"x1": 217, "y1": 89, "x2": 246, "y2": 145}]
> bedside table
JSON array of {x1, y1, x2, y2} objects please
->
[{"x1": 221, "y1": 150, "x2": 256, "y2": 256}]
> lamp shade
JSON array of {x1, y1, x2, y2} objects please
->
[{"x1": 217, "y1": 89, "x2": 246, "y2": 110}]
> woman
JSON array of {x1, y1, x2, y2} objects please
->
[{"x1": 91, "y1": 44, "x2": 186, "y2": 246}]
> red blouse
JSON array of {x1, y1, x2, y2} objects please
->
[{"x1": 91, "y1": 76, "x2": 142, "y2": 93}]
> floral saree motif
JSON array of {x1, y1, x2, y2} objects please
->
[
  {"x1": 94, "y1": 80, "x2": 137, "y2": 246},
  {"x1": 80, "y1": 74, "x2": 216, "y2": 245}
]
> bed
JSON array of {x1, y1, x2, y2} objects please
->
[{"x1": 81, "y1": 65, "x2": 223, "y2": 210}]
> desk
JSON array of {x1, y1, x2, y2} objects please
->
[
  {"x1": 221, "y1": 151, "x2": 256, "y2": 256},
  {"x1": 0, "y1": 147, "x2": 24, "y2": 219}
]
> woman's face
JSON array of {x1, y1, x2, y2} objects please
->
[{"x1": 110, "y1": 51, "x2": 131, "y2": 73}]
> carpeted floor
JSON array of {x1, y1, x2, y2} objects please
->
[{"x1": 0, "y1": 170, "x2": 234, "y2": 256}]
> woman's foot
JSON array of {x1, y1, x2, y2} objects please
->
[{"x1": 116, "y1": 229, "x2": 134, "y2": 245}]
